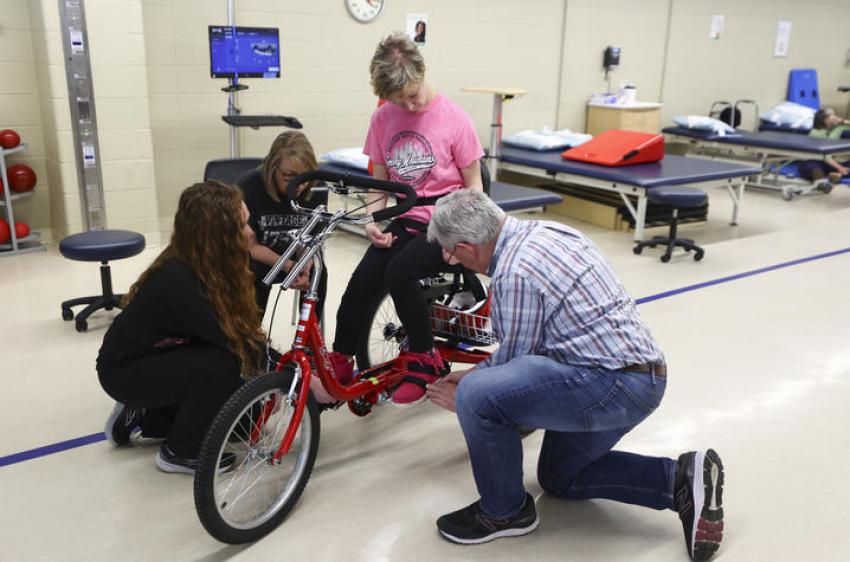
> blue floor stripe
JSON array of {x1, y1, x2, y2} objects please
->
[
  {"x1": 2, "y1": 246, "x2": 849, "y2": 469},
  {"x1": 635, "y1": 247, "x2": 850, "y2": 305},
  {"x1": 0, "y1": 432, "x2": 105, "y2": 468}
]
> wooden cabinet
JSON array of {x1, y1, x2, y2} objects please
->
[{"x1": 586, "y1": 102, "x2": 662, "y2": 135}]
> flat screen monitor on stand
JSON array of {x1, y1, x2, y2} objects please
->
[{"x1": 208, "y1": 25, "x2": 301, "y2": 156}]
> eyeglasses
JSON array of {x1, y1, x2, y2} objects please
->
[{"x1": 277, "y1": 169, "x2": 301, "y2": 181}]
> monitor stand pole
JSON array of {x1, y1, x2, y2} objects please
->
[
  {"x1": 223, "y1": 80, "x2": 247, "y2": 158},
  {"x1": 223, "y1": 0, "x2": 246, "y2": 158}
]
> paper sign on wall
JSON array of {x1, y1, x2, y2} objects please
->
[
  {"x1": 82, "y1": 142, "x2": 96, "y2": 167},
  {"x1": 709, "y1": 15, "x2": 724, "y2": 39},
  {"x1": 406, "y1": 13, "x2": 428, "y2": 45},
  {"x1": 69, "y1": 28, "x2": 84, "y2": 53},
  {"x1": 774, "y1": 20, "x2": 792, "y2": 57}
]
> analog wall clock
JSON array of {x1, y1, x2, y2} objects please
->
[{"x1": 345, "y1": 0, "x2": 385, "y2": 23}]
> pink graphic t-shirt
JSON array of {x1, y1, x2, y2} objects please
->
[{"x1": 363, "y1": 94, "x2": 484, "y2": 226}]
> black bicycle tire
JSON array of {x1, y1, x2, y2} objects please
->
[
  {"x1": 355, "y1": 286, "x2": 397, "y2": 371},
  {"x1": 355, "y1": 273, "x2": 487, "y2": 370},
  {"x1": 194, "y1": 367, "x2": 320, "y2": 544}
]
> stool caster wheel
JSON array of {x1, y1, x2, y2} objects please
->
[
  {"x1": 660, "y1": 254, "x2": 671, "y2": 263},
  {"x1": 819, "y1": 182, "x2": 833, "y2": 194},
  {"x1": 633, "y1": 246, "x2": 642, "y2": 255},
  {"x1": 694, "y1": 250, "x2": 705, "y2": 261},
  {"x1": 782, "y1": 187, "x2": 795, "y2": 201},
  {"x1": 75, "y1": 319, "x2": 88, "y2": 332},
  {"x1": 62, "y1": 308, "x2": 74, "y2": 321}
]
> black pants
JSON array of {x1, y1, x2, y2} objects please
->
[
  {"x1": 798, "y1": 159, "x2": 850, "y2": 181},
  {"x1": 251, "y1": 259, "x2": 328, "y2": 321},
  {"x1": 334, "y1": 221, "x2": 446, "y2": 355},
  {"x1": 98, "y1": 345, "x2": 243, "y2": 458}
]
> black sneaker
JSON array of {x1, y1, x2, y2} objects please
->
[
  {"x1": 436, "y1": 492, "x2": 539, "y2": 545},
  {"x1": 155, "y1": 444, "x2": 236, "y2": 475},
  {"x1": 674, "y1": 449, "x2": 725, "y2": 561},
  {"x1": 104, "y1": 402, "x2": 143, "y2": 446}
]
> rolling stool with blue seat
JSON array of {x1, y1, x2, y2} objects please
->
[
  {"x1": 633, "y1": 186, "x2": 707, "y2": 262},
  {"x1": 59, "y1": 229, "x2": 146, "y2": 331}
]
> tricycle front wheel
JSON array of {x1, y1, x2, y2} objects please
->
[{"x1": 194, "y1": 367, "x2": 320, "y2": 544}]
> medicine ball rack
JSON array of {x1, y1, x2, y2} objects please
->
[{"x1": 0, "y1": 142, "x2": 45, "y2": 256}]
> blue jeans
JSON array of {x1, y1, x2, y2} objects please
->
[{"x1": 455, "y1": 355, "x2": 675, "y2": 518}]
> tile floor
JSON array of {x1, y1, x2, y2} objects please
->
[{"x1": 1, "y1": 183, "x2": 849, "y2": 561}]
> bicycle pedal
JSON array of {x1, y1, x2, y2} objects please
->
[{"x1": 317, "y1": 401, "x2": 343, "y2": 413}]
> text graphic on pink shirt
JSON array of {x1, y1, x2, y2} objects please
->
[{"x1": 385, "y1": 131, "x2": 436, "y2": 186}]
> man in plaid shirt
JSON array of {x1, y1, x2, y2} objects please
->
[{"x1": 425, "y1": 190, "x2": 724, "y2": 561}]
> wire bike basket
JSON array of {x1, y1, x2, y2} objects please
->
[{"x1": 429, "y1": 303, "x2": 497, "y2": 346}]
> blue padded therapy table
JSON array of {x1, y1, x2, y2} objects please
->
[
  {"x1": 498, "y1": 146, "x2": 760, "y2": 241},
  {"x1": 319, "y1": 161, "x2": 562, "y2": 213},
  {"x1": 664, "y1": 127, "x2": 850, "y2": 200}
]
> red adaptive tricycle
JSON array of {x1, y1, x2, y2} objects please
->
[{"x1": 193, "y1": 171, "x2": 494, "y2": 544}]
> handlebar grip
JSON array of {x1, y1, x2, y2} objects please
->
[{"x1": 286, "y1": 170, "x2": 417, "y2": 221}]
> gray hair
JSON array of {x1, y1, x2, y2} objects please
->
[
  {"x1": 427, "y1": 190, "x2": 505, "y2": 248},
  {"x1": 369, "y1": 32, "x2": 426, "y2": 99}
]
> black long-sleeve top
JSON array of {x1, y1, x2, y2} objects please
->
[
  {"x1": 237, "y1": 168, "x2": 326, "y2": 254},
  {"x1": 96, "y1": 258, "x2": 231, "y2": 371}
]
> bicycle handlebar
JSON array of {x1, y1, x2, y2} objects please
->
[{"x1": 286, "y1": 170, "x2": 417, "y2": 222}]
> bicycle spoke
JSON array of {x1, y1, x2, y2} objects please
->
[{"x1": 213, "y1": 389, "x2": 306, "y2": 524}]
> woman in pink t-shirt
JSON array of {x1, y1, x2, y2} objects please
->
[{"x1": 330, "y1": 32, "x2": 484, "y2": 406}]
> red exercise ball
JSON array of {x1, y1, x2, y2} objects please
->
[
  {"x1": 7, "y1": 164, "x2": 36, "y2": 193},
  {"x1": 0, "y1": 219, "x2": 10, "y2": 244},
  {"x1": 15, "y1": 221, "x2": 30, "y2": 239},
  {"x1": 0, "y1": 129, "x2": 21, "y2": 149}
]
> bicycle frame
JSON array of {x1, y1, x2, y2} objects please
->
[
  {"x1": 258, "y1": 174, "x2": 493, "y2": 462},
  {"x1": 268, "y1": 291, "x2": 490, "y2": 462}
]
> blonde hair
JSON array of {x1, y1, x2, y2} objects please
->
[
  {"x1": 369, "y1": 32, "x2": 426, "y2": 100},
  {"x1": 261, "y1": 130, "x2": 319, "y2": 203}
]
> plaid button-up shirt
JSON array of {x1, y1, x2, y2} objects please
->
[{"x1": 477, "y1": 216, "x2": 663, "y2": 371}]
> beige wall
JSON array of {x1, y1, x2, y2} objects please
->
[
  {"x1": 559, "y1": 0, "x2": 850, "y2": 132},
  {"x1": 0, "y1": 0, "x2": 52, "y2": 239},
  {"x1": 142, "y1": 0, "x2": 566, "y2": 230},
  {"x1": 30, "y1": 0, "x2": 78, "y2": 241},
  {"x1": 87, "y1": 0, "x2": 159, "y2": 238},
  {"x1": 661, "y1": 0, "x2": 850, "y2": 127},
  {"x1": 4, "y1": 0, "x2": 159, "y2": 242},
  {"x1": 558, "y1": 0, "x2": 670, "y2": 132},
  {"x1": 3, "y1": 0, "x2": 850, "y2": 241}
]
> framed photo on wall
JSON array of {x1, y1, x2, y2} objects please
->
[{"x1": 406, "y1": 13, "x2": 428, "y2": 45}]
